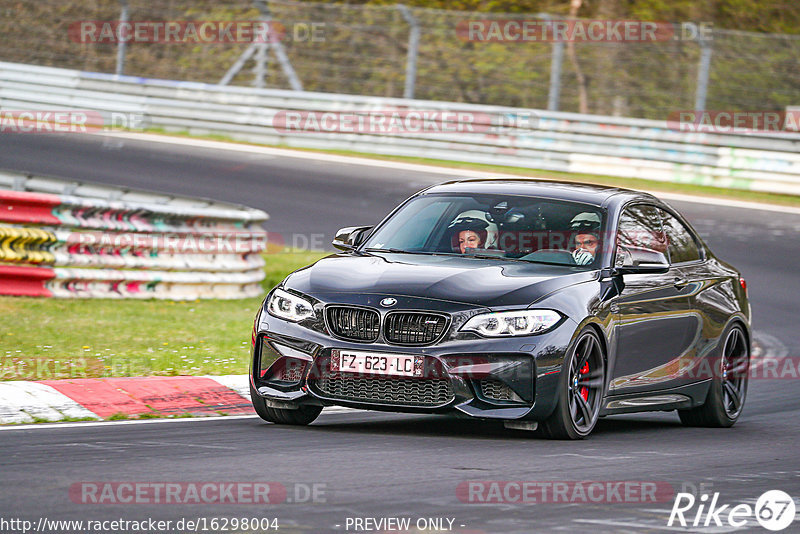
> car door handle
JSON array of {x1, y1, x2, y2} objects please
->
[{"x1": 674, "y1": 276, "x2": 689, "y2": 289}]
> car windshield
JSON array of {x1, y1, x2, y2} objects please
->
[{"x1": 361, "y1": 193, "x2": 606, "y2": 268}]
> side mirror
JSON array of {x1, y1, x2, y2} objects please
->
[
  {"x1": 614, "y1": 246, "x2": 669, "y2": 274},
  {"x1": 332, "y1": 226, "x2": 373, "y2": 251}
]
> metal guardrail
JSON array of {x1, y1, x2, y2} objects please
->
[
  {"x1": 0, "y1": 170, "x2": 268, "y2": 299},
  {"x1": 1, "y1": 61, "x2": 799, "y2": 195}
]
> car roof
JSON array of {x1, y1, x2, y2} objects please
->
[{"x1": 422, "y1": 178, "x2": 656, "y2": 208}]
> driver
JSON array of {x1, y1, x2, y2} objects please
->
[
  {"x1": 569, "y1": 212, "x2": 601, "y2": 266},
  {"x1": 448, "y1": 216, "x2": 489, "y2": 254}
]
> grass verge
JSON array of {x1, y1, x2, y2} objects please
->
[{"x1": 0, "y1": 251, "x2": 328, "y2": 380}]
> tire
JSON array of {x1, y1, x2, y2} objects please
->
[
  {"x1": 539, "y1": 328, "x2": 606, "y2": 440},
  {"x1": 678, "y1": 323, "x2": 749, "y2": 428},
  {"x1": 250, "y1": 383, "x2": 322, "y2": 425}
]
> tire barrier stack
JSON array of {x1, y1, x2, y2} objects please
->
[
  {"x1": 0, "y1": 171, "x2": 268, "y2": 299},
  {"x1": 2, "y1": 61, "x2": 800, "y2": 195}
]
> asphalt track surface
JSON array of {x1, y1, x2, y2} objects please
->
[{"x1": 1, "y1": 133, "x2": 799, "y2": 533}]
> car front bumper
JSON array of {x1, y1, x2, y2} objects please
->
[{"x1": 250, "y1": 309, "x2": 578, "y2": 422}]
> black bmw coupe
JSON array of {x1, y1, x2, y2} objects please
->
[{"x1": 250, "y1": 179, "x2": 751, "y2": 439}]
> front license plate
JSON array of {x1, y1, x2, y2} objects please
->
[{"x1": 330, "y1": 349, "x2": 423, "y2": 377}]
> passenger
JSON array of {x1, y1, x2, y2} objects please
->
[{"x1": 569, "y1": 213, "x2": 601, "y2": 266}]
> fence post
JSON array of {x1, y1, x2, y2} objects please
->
[
  {"x1": 397, "y1": 4, "x2": 420, "y2": 99},
  {"x1": 548, "y1": 41, "x2": 564, "y2": 111},
  {"x1": 254, "y1": 0, "x2": 304, "y2": 91},
  {"x1": 541, "y1": 14, "x2": 564, "y2": 111},
  {"x1": 115, "y1": 0, "x2": 129, "y2": 76},
  {"x1": 253, "y1": 42, "x2": 269, "y2": 88},
  {"x1": 219, "y1": 43, "x2": 257, "y2": 85},
  {"x1": 694, "y1": 26, "x2": 713, "y2": 111}
]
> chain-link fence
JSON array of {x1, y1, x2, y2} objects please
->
[{"x1": 1, "y1": 0, "x2": 799, "y2": 120}]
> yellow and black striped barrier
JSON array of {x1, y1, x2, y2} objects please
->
[{"x1": 0, "y1": 226, "x2": 57, "y2": 264}]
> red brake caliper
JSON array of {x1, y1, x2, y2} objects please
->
[{"x1": 579, "y1": 362, "x2": 589, "y2": 401}]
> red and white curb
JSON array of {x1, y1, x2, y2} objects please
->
[{"x1": 0, "y1": 375, "x2": 352, "y2": 424}]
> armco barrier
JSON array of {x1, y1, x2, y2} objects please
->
[
  {"x1": 0, "y1": 171, "x2": 268, "y2": 299},
  {"x1": 1, "y1": 61, "x2": 800, "y2": 195}
]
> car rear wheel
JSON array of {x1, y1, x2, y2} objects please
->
[
  {"x1": 250, "y1": 383, "x2": 322, "y2": 425},
  {"x1": 678, "y1": 323, "x2": 749, "y2": 428},
  {"x1": 539, "y1": 328, "x2": 606, "y2": 440}
]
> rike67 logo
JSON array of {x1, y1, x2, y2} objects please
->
[{"x1": 669, "y1": 490, "x2": 796, "y2": 531}]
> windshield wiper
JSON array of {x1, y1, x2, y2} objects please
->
[
  {"x1": 362, "y1": 248, "x2": 434, "y2": 255},
  {"x1": 462, "y1": 253, "x2": 560, "y2": 265},
  {"x1": 463, "y1": 253, "x2": 525, "y2": 262}
]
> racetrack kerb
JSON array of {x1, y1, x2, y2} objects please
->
[{"x1": 0, "y1": 251, "x2": 327, "y2": 380}]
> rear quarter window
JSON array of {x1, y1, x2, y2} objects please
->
[{"x1": 659, "y1": 209, "x2": 702, "y2": 264}]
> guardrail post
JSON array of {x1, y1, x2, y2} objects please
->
[
  {"x1": 694, "y1": 26, "x2": 713, "y2": 112},
  {"x1": 115, "y1": 0, "x2": 129, "y2": 77},
  {"x1": 397, "y1": 4, "x2": 420, "y2": 100}
]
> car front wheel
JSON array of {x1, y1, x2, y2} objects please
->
[
  {"x1": 539, "y1": 327, "x2": 606, "y2": 440},
  {"x1": 250, "y1": 383, "x2": 322, "y2": 425}
]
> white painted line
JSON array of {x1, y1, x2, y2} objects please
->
[
  {"x1": 0, "y1": 414, "x2": 261, "y2": 431},
  {"x1": 0, "y1": 381, "x2": 100, "y2": 423},
  {"x1": 0, "y1": 406, "x2": 365, "y2": 431},
  {"x1": 652, "y1": 190, "x2": 800, "y2": 215},
  {"x1": 101, "y1": 131, "x2": 800, "y2": 215},
  {"x1": 751, "y1": 332, "x2": 789, "y2": 373}
]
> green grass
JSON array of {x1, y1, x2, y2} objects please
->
[
  {"x1": 0, "y1": 251, "x2": 328, "y2": 380},
  {"x1": 3, "y1": 415, "x2": 98, "y2": 425},
  {"x1": 145, "y1": 128, "x2": 800, "y2": 208}
]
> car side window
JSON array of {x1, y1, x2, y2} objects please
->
[
  {"x1": 615, "y1": 204, "x2": 668, "y2": 268},
  {"x1": 659, "y1": 209, "x2": 702, "y2": 264}
]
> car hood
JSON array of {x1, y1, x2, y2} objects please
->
[{"x1": 283, "y1": 252, "x2": 598, "y2": 308}]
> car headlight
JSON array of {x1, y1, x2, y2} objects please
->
[
  {"x1": 460, "y1": 309, "x2": 562, "y2": 337},
  {"x1": 266, "y1": 288, "x2": 315, "y2": 322}
]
